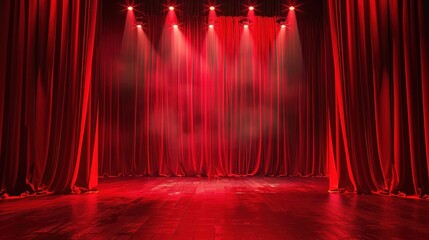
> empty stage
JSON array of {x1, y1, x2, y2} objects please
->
[{"x1": 1, "y1": 177, "x2": 429, "y2": 239}]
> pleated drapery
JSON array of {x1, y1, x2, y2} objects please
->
[
  {"x1": 327, "y1": 0, "x2": 429, "y2": 195},
  {"x1": 95, "y1": 1, "x2": 329, "y2": 177},
  {"x1": 1, "y1": 0, "x2": 428, "y2": 197},
  {"x1": 0, "y1": 0, "x2": 99, "y2": 195}
]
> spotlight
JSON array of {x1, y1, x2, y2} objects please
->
[
  {"x1": 239, "y1": 17, "x2": 251, "y2": 27},
  {"x1": 289, "y1": 6, "x2": 295, "y2": 11},
  {"x1": 276, "y1": 17, "x2": 286, "y2": 28},
  {"x1": 210, "y1": 6, "x2": 215, "y2": 11},
  {"x1": 136, "y1": 16, "x2": 143, "y2": 29},
  {"x1": 249, "y1": 6, "x2": 254, "y2": 11},
  {"x1": 173, "y1": 24, "x2": 178, "y2": 28},
  {"x1": 209, "y1": 24, "x2": 214, "y2": 28},
  {"x1": 128, "y1": 6, "x2": 133, "y2": 11},
  {"x1": 169, "y1": 6, "x2": 174, "y2": 11}
]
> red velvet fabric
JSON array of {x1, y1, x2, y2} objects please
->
[
  {"x1": 327, "y1": 0, "x2": 429, "y2": 195},
  {"x1": 95, "y1": 2, "x2": 328, "y2": 177},
  {"x1": 0, "y1": 0, "x2": 99, "y2": 195},
  {"x1": 2, "y1": 0, "x2": 427, "y2": 197}
]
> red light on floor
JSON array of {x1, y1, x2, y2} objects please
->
[
  {"x1": 127, "y1": 6, "x2": 133, "y2": 11},
  {"x1": 210, "y1": 6, "x2": 215, "y2": 11},
  {"x1": 249, "y1": 6, "x2": 254, "y2": 11},
  {"x1": 289, "y1": 6, "x2": 295, "y2": 11},
  {"x1": 169, "y1": 6, "x2": 174, "y2": 11}
]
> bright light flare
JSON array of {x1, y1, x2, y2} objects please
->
[
  {"x1": 209, "y1": 24, "x2": 214, "y2": 28},
  {"x1": 137, "y1": 24, "x2": 142, "y2": 28},
  {"x1": 281, "y1": 24, "x2": 286, "y2": 28},
  {"x1": 127, "y1": 6, "x2": 133, "y2": 11},
  {"x1": 169, "y1": 6, "x2": 175, "y2": 11},
  {"x1": 173, "y1": 24, "x2": 178, "y2": 28},
  {"x1": 210, "y1": 6, "x2": 215, "y2": 11},
  {"x1": 289, "y1": 6, "x2": 295, "y2": 11},
  {"x1": 249, "y1": 6, "x2": 254, "y2": 11},
  {"x1": 244, "y1": 24, "x2": 249, "y2": 28}
]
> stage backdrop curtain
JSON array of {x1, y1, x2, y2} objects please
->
[
  {"x1": 0, "y1": 0, "x2": 99, "y2": 196},
  {"x1": 96, "y1": 2, "x2": 329, "y2": 177},
  {"x1": 327, "y1": 0, "x2": 429, "y2": 195}
]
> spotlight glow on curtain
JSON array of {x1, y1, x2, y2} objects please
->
[{"x1": 96, "y1": 10, "x2": 327, "y2": 177}]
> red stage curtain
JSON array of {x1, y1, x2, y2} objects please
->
[
  {"x1": 0, "y1": 0, "x2": 99, "y2": 196},
  {"x1": 96, "y1": 3, "x2": 329, "y2": 177},
  {"x1": 327, "y1": 0, "x2": 429, "y2": 195}
]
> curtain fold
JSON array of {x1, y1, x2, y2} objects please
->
[
  {"x1": 96, "y1": 1, "x2": 329, "y2": 177},
  {"x1": 5, "y1": 0, "x2": 427, "y2": 197},
  {"x1": 327, "y1": 0, "x2": 429, "y2": 195},
  {"x1": 0, "y1": 0, "x2": 99, "y2": 196}
]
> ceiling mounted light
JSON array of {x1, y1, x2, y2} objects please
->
[
  {"x1": 276, "y1": 17, "x2": 287, "y2": 27},
  {"x1": 239, "y1": 17, "x2": 251, "y2": 27},
  {"x1": 136, "y1": 16, "x2": 143, "y2": 29}
]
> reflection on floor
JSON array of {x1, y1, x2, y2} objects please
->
[{"x1": 1, "y1": 177, "x2": 429, "y2": 239}]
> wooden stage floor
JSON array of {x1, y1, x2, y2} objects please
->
[{"x1": 1, "y1": 177, "x2": 429, "y2": 239}]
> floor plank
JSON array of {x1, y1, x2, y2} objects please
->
[{"x1": 1, "y1": 177, "x2": 429, "y2": 239}]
